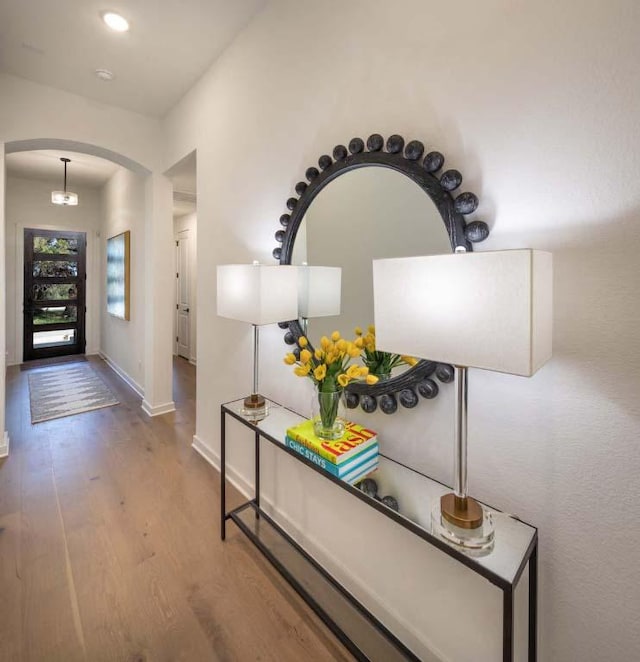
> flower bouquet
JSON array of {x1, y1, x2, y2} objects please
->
[
  {"x1": 284, "y1": 331, "x2": 379, "y2": 439},
  {"x1": 355, "y1": 325, "x2": 417, "y2": 380}
]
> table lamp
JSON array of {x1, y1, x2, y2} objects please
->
[
  {"x1": 217, "y1": 263, "x2": 299, "y2": 420},
  {"x1": 373, "y1": 249, "x2": 552, "y2": 550},
  {"x1": 297, "y1": 265, "x2": 342, "y2": 336}
]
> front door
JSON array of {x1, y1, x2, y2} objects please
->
[{"x1": 23, "y1": 228, "x2": 87, "y2": 361}]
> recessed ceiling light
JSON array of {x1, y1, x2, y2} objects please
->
[
  {"x1": 95, "y1": 68, "x2": 115, "y2": 81},
  {"x1": 101, "y1": 11, "x2": 129, "y2": 32}
]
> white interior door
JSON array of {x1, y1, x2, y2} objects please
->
[{"x1": 176, "y1": 233, "x2": 190, "y2": 359}]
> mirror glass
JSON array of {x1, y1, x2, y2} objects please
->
[{"x1": 291, "y1": 166, "x2": 452, "y2": 360}]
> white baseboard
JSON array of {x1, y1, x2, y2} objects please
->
[
  {"x1": 0, "y1": 432, "x2": 9, "y2": 458},
  {"x1": 141, "y1": 399, "x2": 176, "y2": 417},
  {"x1": 98, "y1": 351, "x2": 144, "y2": 398},
  {"x1": 192, "y1": 434, "x2": 253, "y2": 498}
]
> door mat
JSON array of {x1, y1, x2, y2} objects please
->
[{"x1": 28, "y1": 363, "x2": 119, "y2": 423}]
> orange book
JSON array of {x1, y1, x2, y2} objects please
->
[{"x1": 285, "y1": 419, "x2": 377, "y2": 465}]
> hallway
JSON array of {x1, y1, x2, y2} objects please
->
[{"x1": 0, "y1": 357, "x2": 349, "y2": 661}]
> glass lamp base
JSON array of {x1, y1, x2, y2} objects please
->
[
  {"x1": 241, "y1": 394, "x2": 268, "y2": 422},
  {"x1": 431, "y1": 501, "x2": 495, "y2": 553}
]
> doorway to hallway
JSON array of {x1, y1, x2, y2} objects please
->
[
  {"x1": 23, "y1": 228, "x2": 86, "y2": 361},
  {"x1": 175, "y1": 231, "x2": 191, "y2": 360}
]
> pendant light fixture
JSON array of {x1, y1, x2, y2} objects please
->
[{"x1": 51, "y1": 157, "x2": 79, "y2": 206}]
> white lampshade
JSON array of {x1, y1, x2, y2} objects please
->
[
  {"x1": 373, "y1": 249, "x2": 553, "y2": 376},
  {"x1": 298, "y1": 266, "x2": 341, "y2": 318},
  {"x1": 217, "y1": 264, "x2": 299, "y2": 325}
]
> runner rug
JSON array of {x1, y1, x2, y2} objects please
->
[{"x1": 28, "y1": 364, "x2": 119, "y2": 423}]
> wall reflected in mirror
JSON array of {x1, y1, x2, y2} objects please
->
[{"x1": 291, "y1": 166, "x2": 451, "y2": 378}]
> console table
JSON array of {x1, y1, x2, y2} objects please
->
[{"x1": 221, "y1": 398, "x2": 538, "y2": 661}]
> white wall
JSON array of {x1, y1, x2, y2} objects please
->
[
  {"x1": 5, "y1": 176, "x2": 102, "y2": 363},
  {"x1": 100, "y1": 168, "x2": 146, "y2": 394},
  {"x1": 0, "y1": 143, "x2": 6, "y2": 456},
  {"x1": 163, "y1": 1, "x2": 640, "y2": 660},
  {"x1": 174, "y1": 211, "x2": 197, "y2": 363},
  {"x1": 0, "y1": 74, "x2": 161, "y2": 172}
]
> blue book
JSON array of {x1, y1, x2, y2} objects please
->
[{"x1": 285, "y1": 436, "x2": 378, "y2": 483}]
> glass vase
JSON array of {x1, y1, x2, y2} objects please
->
[{"x1": 311, "y1": 387, "x2": 346, "y2": 440}]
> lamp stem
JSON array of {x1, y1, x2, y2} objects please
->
[
  {"x1": 300, "y1": 317, "x2": 308, "y2": 337},
  {"x1": 252, "y1": 324, "x2": 259, "y2": 396},
  {"x1": 454, "y1": 365, "x2": 468, "y2": 500}
]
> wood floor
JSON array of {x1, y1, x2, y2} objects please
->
[{"x1": 0, "y1": 356, "x2": 352, "y2": 662}]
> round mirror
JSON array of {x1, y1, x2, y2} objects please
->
[
  {"x1": 275, "y1": 134, "x2": 489, "y2": 413},
  {"x1": 291, "y1": 167, "x2": 451, "y2": 353}
]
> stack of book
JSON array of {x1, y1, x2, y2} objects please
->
[{"x1": 285, "y1": 419, "x2": 378, "y2": 484}]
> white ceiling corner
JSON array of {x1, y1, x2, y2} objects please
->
[{"x1": 0, "y1": 0, "x2": 266, "y2": 117}]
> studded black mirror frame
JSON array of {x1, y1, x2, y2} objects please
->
[{"x1": 273, "y1": 133, "x2": 490, "y2": 415}]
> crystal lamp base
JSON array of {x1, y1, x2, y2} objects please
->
[
  {"x1": 241, "y1": 394, "x2": 268, "y2": 422},
  {"x1": 431, "y1": 501, "x2": 495, "y2": 552}
]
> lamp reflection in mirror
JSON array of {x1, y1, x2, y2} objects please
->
[
  {"x1": 373, "y1": 249, "x2": 553, "y2": 551},
  {"x1": 217, "y1": 263, "x2": 298, "y2": 421},
  {"x1": 297, "y1": 265, "x2": 341, "y2": 336}
]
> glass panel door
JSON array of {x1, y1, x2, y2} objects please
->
[{"x1": 23, "y1": 228, "x2": 86, "y2": 361}]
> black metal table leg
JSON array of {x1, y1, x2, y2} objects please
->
[
  {"x1": 529, "y1": 544, "x2": 538, "y2": 661},
  {"x1": 221, "y1": 411, "x2": 226, "y2": 540},
  {"x1": 255, "y1": 430, "x2": 260, "y2": 517},
  {"x1": 503, "y1": 585, "x2": 513, "y2": 662}
]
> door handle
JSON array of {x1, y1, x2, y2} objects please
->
[{"x1": 185, "y1": 308, "x2": 190, "y2": 313}]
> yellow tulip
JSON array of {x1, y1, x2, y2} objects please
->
[
  {"x1": 320, "y1": 336, "x2": 331, "y2": 350},
  {"x1": 300, "y1": 349, "x2": 312, "y2": 364},
  {"x1": 366, "y1": 374, "x2": 379, "y2": 385},
  {"x1": 338, "y1": 373, "x2": 350, "y2": 387},
  {"x1": 367, "y1": 325, "x2": 375, "y2": 334},
  {"x1": 331, "y1": 330, "x2": 341, "y2": 342},
  {"x1": 298, "y1": 336, "x2": 308, "y2": 348},
  {"x1": 284, "y1": 353, "x2": 296, "y2": 365},
  {"x1": 314, "y1": 364, "x2": 327, "y2": 381},
  {"x1": 354, "y1": 337, "x2": 364, "y2": 349},
  {"x1": 401, "y1": 355, "x2": 418, "y2": 366},
  {"x1": 354, "y1": 326, "x2": 363, "y2": 336},
  {"x1": 346, "y1": 364, "x2": 361, "y2": 379},
  {"x1": 359, "y1": 366, "x2": 369, "y2": 376},
  {"x1": 348, "y1": 344, "x2": 360, "y2": 358},
  {"x1": 336, "y1": 339, "x2": 347, "y2": 351},
  {"x1": 314, "y1": 348, "x2": 324, "y2": 360},
  {"x1": 294, "y1": 364, "x2": 311, "y2": 377},
  {"x1": 326, "y1": 351, "x2": 337, "y2": 364}
]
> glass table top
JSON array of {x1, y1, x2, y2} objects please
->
[{"x1": 223, "y1": 397, "x2": 536, "y2": 585}]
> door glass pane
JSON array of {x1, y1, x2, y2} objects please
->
[
  {"x1": 32, "y1": 284, "x2": 77, "y2": 301},
  {"x1": 33, "y1": 261, "x2": 78, "y2": 278},
  {"x1": 33, "y1": 328, "x2": 77, "y2": 348},
  {"x1": 33, "y1": 236, "x2": 79, "y2": 254},
  {"x1": 33, "y1": 306, "x2": 77, "y2": 325}
]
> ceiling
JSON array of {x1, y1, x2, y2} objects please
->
[
  {"x1": 5, "y1": 150, "x2": 118, "y2": 187},
  {"x1": 0, "y1": 0, "x2": 266, "y2": 117},
  {"x1": 7, "y1": 149, "x2": 196, "y2": 217}
]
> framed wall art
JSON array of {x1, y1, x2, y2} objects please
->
[{"x1": 106, "y1": 230, "x2": 130, "y2": 320}]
